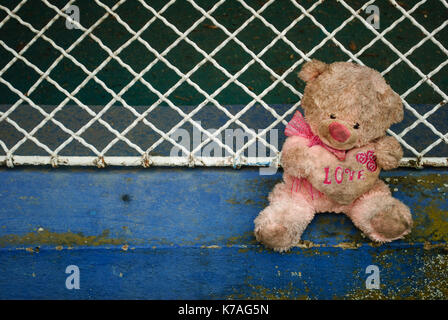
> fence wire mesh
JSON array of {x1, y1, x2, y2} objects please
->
[{"x1": 0, "y1": 0, "x2": 446, "y2": 168}]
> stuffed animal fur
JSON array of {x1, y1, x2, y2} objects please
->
[{"x1": 254, "y1": 60, "x2": 413, "y2": 252}]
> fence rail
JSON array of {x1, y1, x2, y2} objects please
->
[{"x1": 0, "y1": 0, "x2": 446, "y2": 168}]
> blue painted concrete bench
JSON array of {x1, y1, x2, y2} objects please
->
[{"x1": 0, "y1": 167, "x2": 447, "y2": 299}]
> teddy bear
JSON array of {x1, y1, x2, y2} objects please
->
[{"x1": 254, "y1": 59, "x2": 413, "y2": 252}]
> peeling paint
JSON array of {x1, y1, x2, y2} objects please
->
[
  {"x1": 0, "y1": 229, "x2": 125, "y2": 247},
  {"x1": 344, "y1": 248, "x2": 448, "y2": 299},
  {"x1": 386, "y1": 173, "x2": 448, "y2": 243},
  {"x1": 423, "y1": 242, "x2": 448, "y2": 251},
  {"x1": 1, "y1": 169, "x2": 447, "y2": 299},
  {"x1": 225, "y1": 231, "x2": 258, "y2": 246},
  {"x1": 227, "y1": 283, "x2": 310, "y2": 300},
  {"x1": 333, "y1": 242, "x2": 362, "y2": 250}
]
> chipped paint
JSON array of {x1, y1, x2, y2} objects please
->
[
  {"x1": 0, "y1": 229, "x2": 125, "y2": 247},
  {"x1": 386, "y1": 173, "x2": 448, "y2": 243},
  {"x1": 333, "y1": 242, "x2": 362, "y2": 250},
  {"x1": 225, "y1": 231, "x2": 258, "y2": 247},
  {"x1": 0, "y1": 168, "x2": 447, "y2": 299},
  {"x1": 227, "y1": 283, "x2": 310, "y2": 300},
  {"x1": 423, "y1": 242, "x2": 448, "y2": 251},
  {"x1": 344, "y1": 248, "x2": 448, "y2": 299}
]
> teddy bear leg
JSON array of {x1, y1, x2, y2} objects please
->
[
  {"x1": 254, "y1": 191, "x2": 315, "y2": 252},
  {"x1": 348, "y1": 191, "x2": 412, "y2": 243}
]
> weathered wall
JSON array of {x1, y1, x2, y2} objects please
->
[{"x1": 0, "y1": 167, "x2": 447, "y2": 299}]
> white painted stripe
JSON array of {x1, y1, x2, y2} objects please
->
[{"x1": 0, "y1": 156, "x2": 446, "y2": 168}]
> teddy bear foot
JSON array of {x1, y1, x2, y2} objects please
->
[
  {"x1": 254, "y1": 223, "x2": 295, "y2": 252},
  {"x1": 254, "y1": 195, "x2": 315, "y2": 252},
  {"x1": 367, "y1": 198, "x2": 413, "y2": 242}
]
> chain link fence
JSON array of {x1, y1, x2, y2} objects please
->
[{"x1": 0, "y1": 0, "x2": 446, "y2": 168}]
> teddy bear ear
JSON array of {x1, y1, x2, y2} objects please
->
[
  {"x1": 371, "y1": 72, "x2": 389, "y2": 95},
  {"x1": 298, "y1": 59, "x2": 328, "y2": 82},
  {"x1": 388, "y1": 91, "x2": 404, "y2": 124},
  {"x1": 372, "y1": 73, "x2": 404, "y2": 124}
]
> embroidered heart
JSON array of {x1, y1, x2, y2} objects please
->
[{"x1": 305, "y1": 146, "x2": 380, "y2": 205}]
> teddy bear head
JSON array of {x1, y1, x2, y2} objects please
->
[{"x1": 298, "y1": 59, "x2": 403, "y2": 150}]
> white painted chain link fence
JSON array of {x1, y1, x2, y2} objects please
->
[{"x1": 0, "y1": 0, "x2": 446, "y2": 168}]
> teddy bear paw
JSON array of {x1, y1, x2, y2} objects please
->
[
  {"x1": 254, "y1": 223, "x2": 295, "y2": 252},
  {"x1": 368, "y1": 199, "x2": 412, "y2": 242}
]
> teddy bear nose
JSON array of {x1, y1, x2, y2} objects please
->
[{"x1": 329, "y1": 122, "x2": 351, "y2": 142}]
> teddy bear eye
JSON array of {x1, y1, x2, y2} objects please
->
[
  {"x1": 330, "y1": 114, "x2": 336, "y2": 119},
  {"x1": 353, "y1": 123, "x2": 360, "y2": 129}
]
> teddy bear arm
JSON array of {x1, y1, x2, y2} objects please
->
[
  {"x1": 374, "y1": 136, "x2": 403, "y2": 170},
  {"x1": 280, "y1": 136, "x2": 312, "y2": 178}
]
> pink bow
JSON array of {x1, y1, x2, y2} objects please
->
[{"x1": 285, "y1": 111, "x2": 347, "y2": 161}]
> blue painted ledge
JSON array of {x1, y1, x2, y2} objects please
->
[{"x1": 0, "y1": 167, "x2": 447, "y2": 299}]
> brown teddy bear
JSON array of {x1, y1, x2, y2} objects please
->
[{"x1": 254, "y1": 59, "x2": 413, "y2": 252}]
